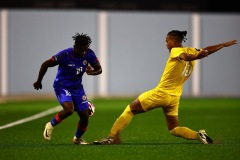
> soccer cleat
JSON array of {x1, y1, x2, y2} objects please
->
[
  {"x1": 43, "y1": 122, "x2": 54, "y2": 141},
  {"x1": 73, "y1": 136, "x2": 89, "y2": 144},
  {"x1": 197, "y1": 130, "x2": 213, "y2": 144},
  {"x1": 94, "y1": 131, "x2": 121, "y2": 145},
  {"x1": 93, "y1": 135, "x2": 121, "y2": 145},
  {"x1": 93, "y1": 136, "x2": 115, "y2": 145}
]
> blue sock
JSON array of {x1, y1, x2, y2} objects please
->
[
  {"x1": 75, "y1": 123, "x2": 87, "y2": 138},
  {"x1": 50, "y1": 114, "x2": 62, "y2": 126}
]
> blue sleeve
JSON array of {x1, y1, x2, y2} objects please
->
[
  {"x1": 52, "y1": 49, "x2": 68, "y2": 64},
  {"x1": 88, "y1": 49, "x2": 99, "y2": 65}
]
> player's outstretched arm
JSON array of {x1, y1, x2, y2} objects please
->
[
  {"x1": 179, "y1": 40, "x2": 237, "y2": 61},
  {"x1": 202, "y1": 40, "x2": 237, "y2": 56}
]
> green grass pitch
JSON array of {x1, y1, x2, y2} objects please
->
[{"x1": 0, "y1": 97, "x2": 240, "y2": 160}]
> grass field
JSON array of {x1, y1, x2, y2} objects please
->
[{"x1": 0, "y1": 97, "x2": 240, "y2": 160}]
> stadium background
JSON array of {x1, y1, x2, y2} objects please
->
[
  {"x1": 0, "y1": 1, "x2": 240, "y2": 99},
  {"x1": 0, "y1": 2, "x2": 240, "y2": 159}
]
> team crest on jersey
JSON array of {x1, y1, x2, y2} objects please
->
[
  {"x1": 82, "y1": 95, "x2": 87, "y2": 100},
  {"x1": 83, "y1": 60, "x2": 88, "y2": 65}
]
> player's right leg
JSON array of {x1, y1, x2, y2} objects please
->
[
  {"x1": 43, "y1": 87, "x2": 74, "y2": 141},
  {"x1": 93, "y1": 89, "x2": 159, "y2": 145},
  {"x1": 43, "y1": 122, "x2": 54, "y2": 141},
  {"x1": 93, "y1": 104, "x2": 133, "y2": 145},
  {"x1": 93, "y1": 135, "x2": 118, "y2": 145},
  {"x1": 93, "y1": 95, "x2": 149, "y2": 145}
]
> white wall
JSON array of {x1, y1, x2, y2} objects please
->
[{"x1": 1, "y1": 9, "x2": 240, "y2": 97}]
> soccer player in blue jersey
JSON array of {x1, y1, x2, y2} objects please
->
[{"x1": 33, "y1": 33, "x2": 102, "y2": 144}]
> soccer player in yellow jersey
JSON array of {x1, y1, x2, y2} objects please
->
[{"x1": 93, "y1": 30, "x2": 237, "y2": 145}]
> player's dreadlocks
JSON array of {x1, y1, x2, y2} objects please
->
[
  {"x1": 72, "y1": 32, "x2": 92, "y2": 47},
  {"x1": 167, "y1": 30, "x2": 187, "y2": 42}
]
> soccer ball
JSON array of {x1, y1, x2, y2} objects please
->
[{"x1": 88, "y1": 101, "x2": 95, "y2": 117}]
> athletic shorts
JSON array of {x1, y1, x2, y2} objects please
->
[
  {"x1": 54, "y1": 87, "x2": 89, "y2": 112},
  {"x1": 138, "y1": 88, "x2": 180, "y2": 116}
]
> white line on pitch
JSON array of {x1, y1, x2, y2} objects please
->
[{"x1": 0, "y1": 106, "x2": 62, "y2": 130}]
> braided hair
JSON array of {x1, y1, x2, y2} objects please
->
[{"x1": 167, "y1": 30, "x2": 187, "y2": 42}]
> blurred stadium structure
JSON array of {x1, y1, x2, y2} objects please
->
[
  {"x1": 0, "y1": 1, "x2": 239, "y2": 99},
  {"x1": 0, "y1": 0, "x2": 239, "y2": 13}
]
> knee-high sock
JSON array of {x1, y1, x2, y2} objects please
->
[
  {"x1": 75, "y1": 123, "x2": 87, "y2": 138},
  {"x1": 109, "y1": 105, "x2": 134, "y2": 138},
  {"x1": 50, "y1": 114, "x2": 62, "y2": 127},
  {"x1": 170, "y1": 126, "x2": 198, "y2": 140}
]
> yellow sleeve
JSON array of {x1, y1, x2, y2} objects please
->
[
  {"x1": 171, "y1": 47, "x2": 202, "y2": 59},
  {"x1": 170, "y1": 48, "x2": 184, "y2": 59}
]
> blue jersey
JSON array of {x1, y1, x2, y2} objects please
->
[{"x1": 52, "y1": 47, "x2": 98, "y2": 89}]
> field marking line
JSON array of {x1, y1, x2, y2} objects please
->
[{"x1": 0, "y1": 106, "x2": 61, "y2": 130}]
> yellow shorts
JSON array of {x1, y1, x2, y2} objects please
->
[{"x1": 138, "y1": 88, "x2": 180, "y2": 116}]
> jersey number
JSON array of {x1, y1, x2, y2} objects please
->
[
  {"x1": 181, "y1": 62, "x2": 193, "y2": 76},
  {"x1": 76, "y1": 67, "x2": 83, "y2": 75}
]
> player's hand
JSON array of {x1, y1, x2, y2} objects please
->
[
  {"x1": 223, "y1": 40, "x2": 237, "y2": 47},
  {"x1": 33, "y1": 81, "x2": 42, "y2": 90},
  {"x1": 86, "y1": 65, "x2": 93, "y2": 75}
]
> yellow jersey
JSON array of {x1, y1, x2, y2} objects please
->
[{"x1": 156, "y1": 47, "x2": 201, "y2": 96}]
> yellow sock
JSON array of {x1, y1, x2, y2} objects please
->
[
  {"x1": 109, "y1": 105, "x2": 134, "y2": 138},
  {"x1": 170, "y1": 126, "x2": 198, "y2": 140}
]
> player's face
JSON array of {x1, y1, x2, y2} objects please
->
[
  {"x1": 78, "y1": 51, "x2": 87, "y2": 57},
  {"x1": 166, "y1": 36, "x2": 174, "y2": 52},
  {"x1": 74, "y1": 45, "x2": 87, "y2": 57}
]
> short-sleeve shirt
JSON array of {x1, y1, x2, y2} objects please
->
[
  {"x1": 156, "y1": 47, "x2": 201, "y2": 96},
  {"x1": 52, "y1": 48, "x2": 99, "y2": 89}
]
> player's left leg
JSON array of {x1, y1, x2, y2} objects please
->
[
  {"x1": 72, "y1": 90, "x2": 89, "y2": 144},
  {"x1": 167, "y1": 116, "x2": 213, "y2": 144},
  {"x1": 166, "y1": 115, "x2": 198, "y2": 140},
  {"x1": 73, "y1": 109, "x2": 89, "y2": 144},
  {"x1": 164, "y1": 96, "x2": 213, "y2": 144}
]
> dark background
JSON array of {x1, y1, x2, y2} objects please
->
[{"x1": 0, "y1": 0, "x2": 239, "y2": 13}]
